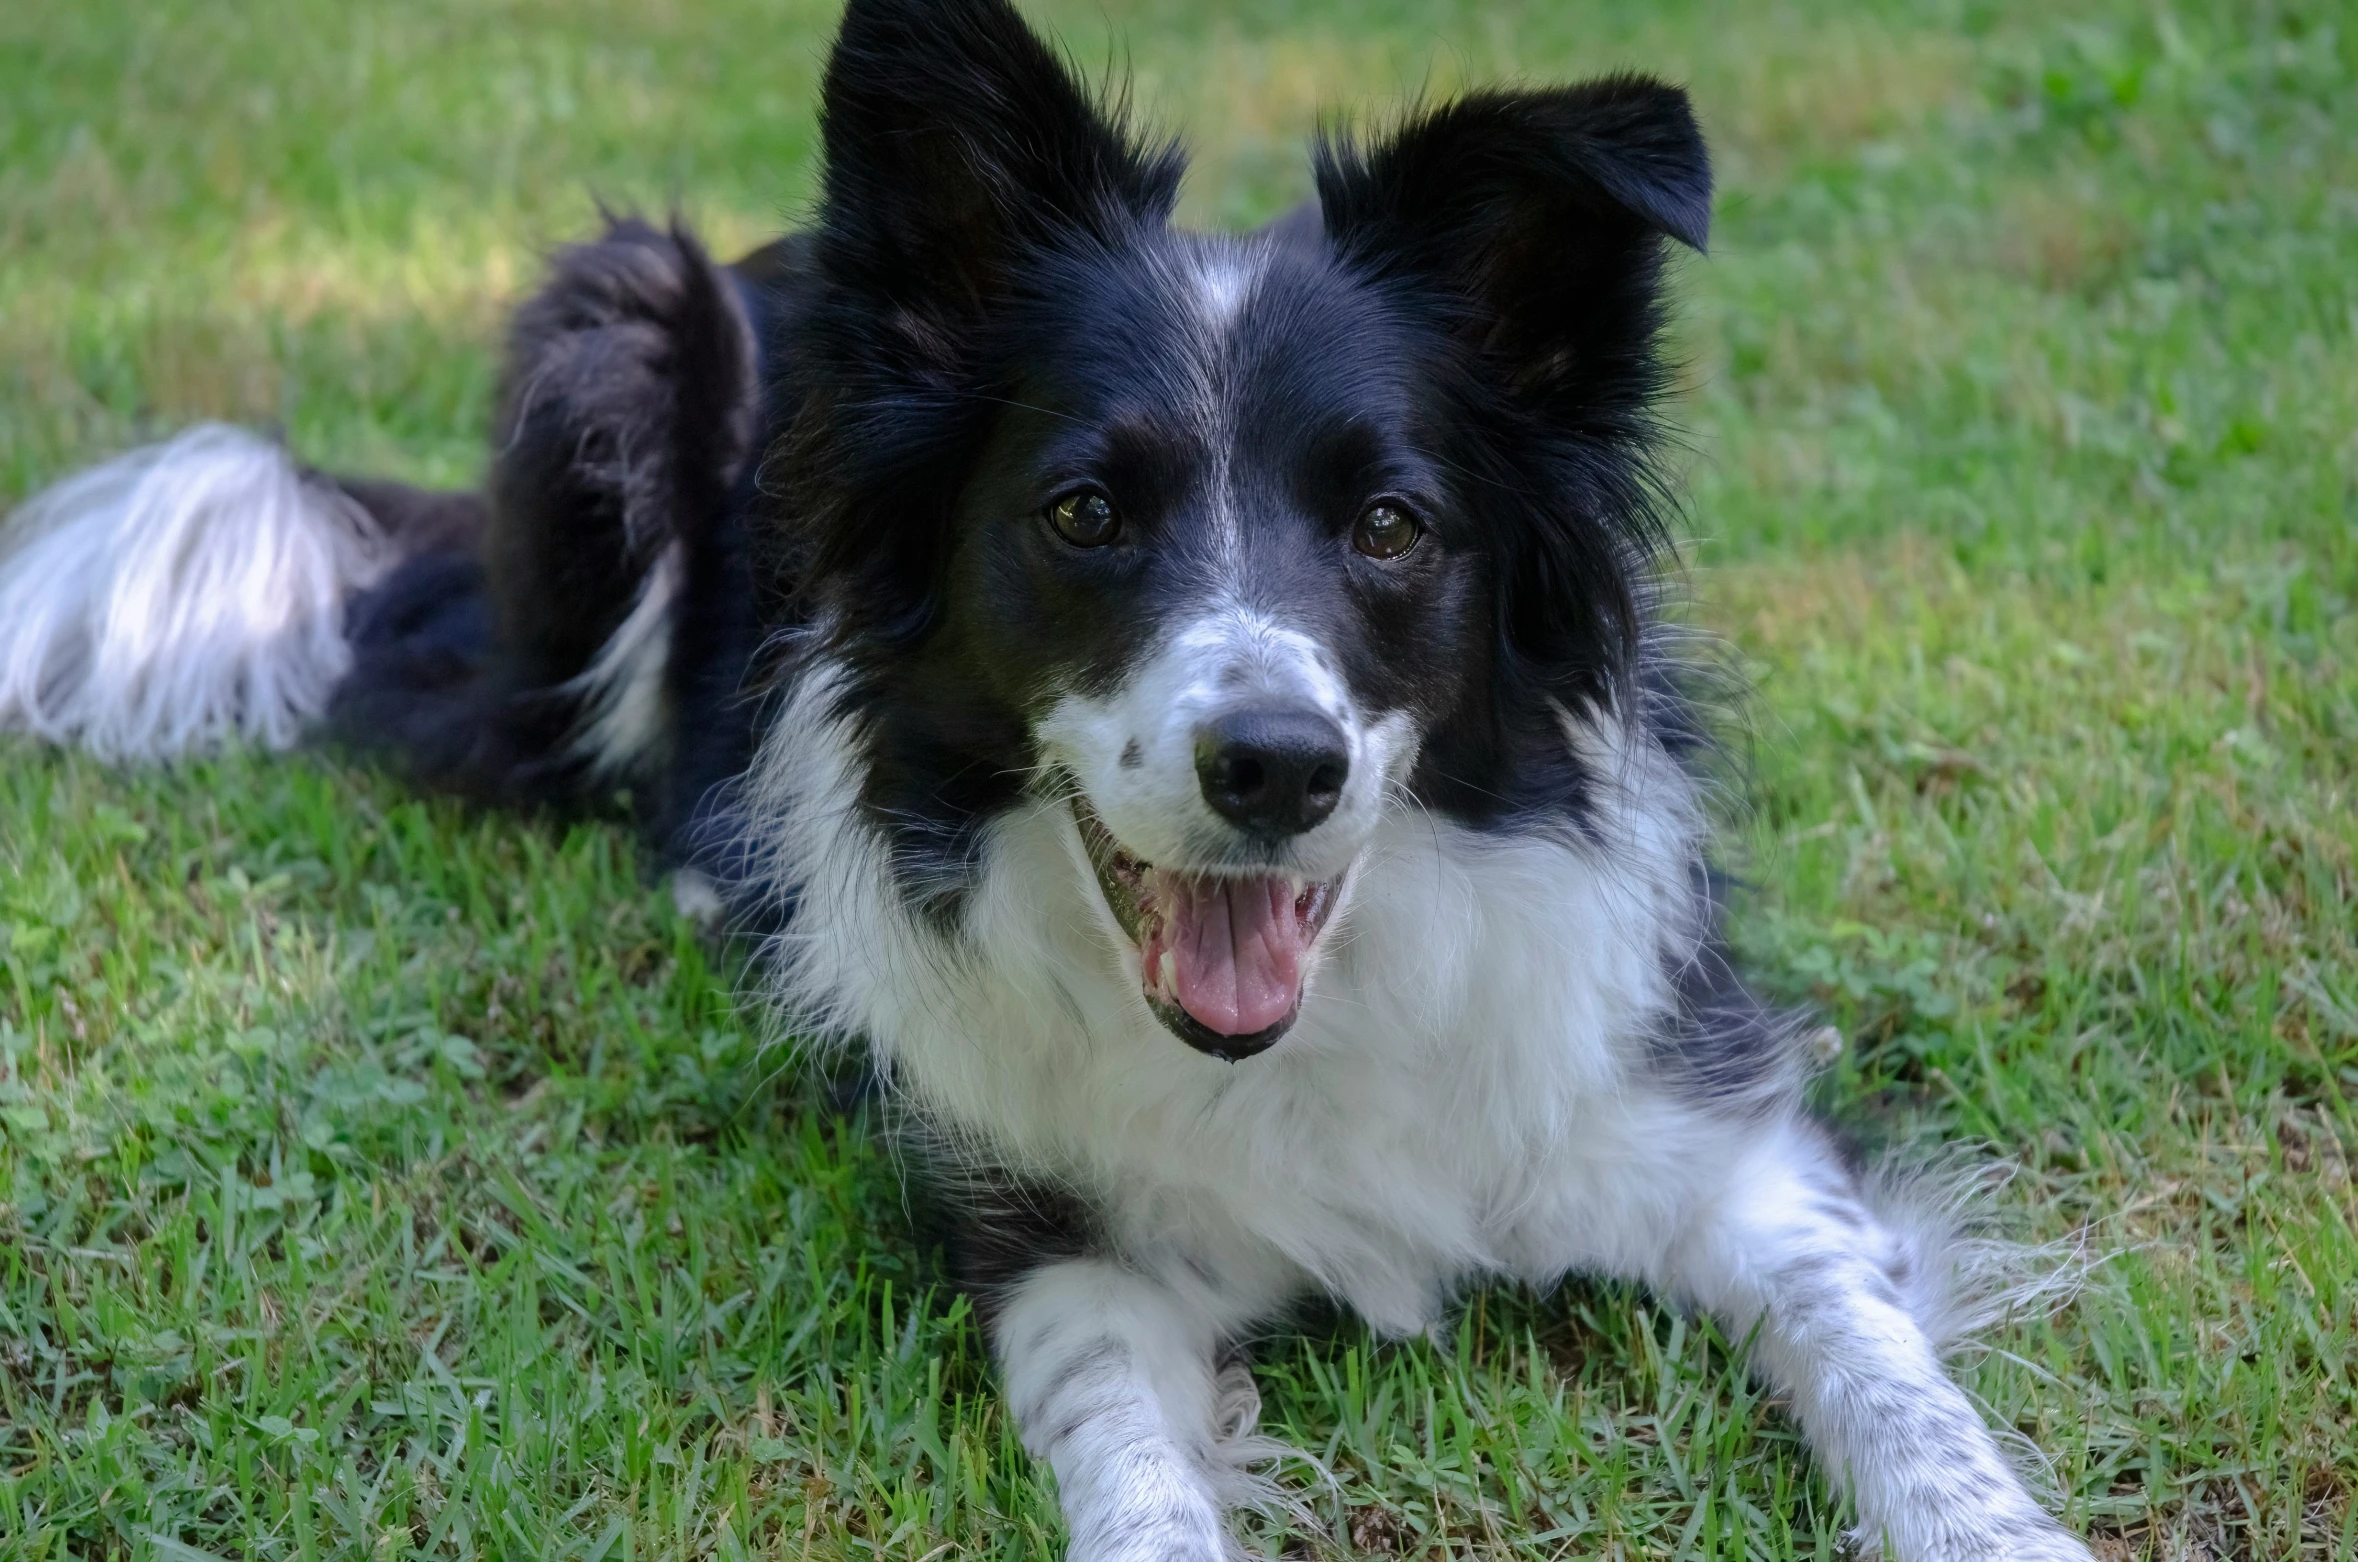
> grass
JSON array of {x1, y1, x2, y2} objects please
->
[{"x1": 1, "y1": 0, "x2": 2352, "y2": 1556}]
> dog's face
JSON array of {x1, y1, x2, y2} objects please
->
[
  {"x1": 947, "y1": 237, "x2": 1479, "y2": 1053},
  {"x1": 772, "y1": 0, "x2": 1710, "y2": 1058}
]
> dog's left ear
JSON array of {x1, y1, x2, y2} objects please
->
[{"x1": 1315, "y1": 77, "x2": 1709, "y2": 415}]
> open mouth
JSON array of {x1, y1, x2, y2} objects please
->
[{"x1": 1074, "y1": 802, "x2": 1339, "y2": 1061}]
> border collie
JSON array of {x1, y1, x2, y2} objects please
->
[{"x1": 0, "y1": 1, "x2": 2093, "y2": 1556}]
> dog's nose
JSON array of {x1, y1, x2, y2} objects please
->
[{"x1": 1195, "y1": 707, "x2": 1349, "y2": 837}]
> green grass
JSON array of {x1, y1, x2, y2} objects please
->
[{"x1": 2, "y1": 0, "x2": 2352, "y2": 1556}]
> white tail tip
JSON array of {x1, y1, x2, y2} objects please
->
[{"x1": 0, "y1": 424, "x2": 393, "y2": 761}]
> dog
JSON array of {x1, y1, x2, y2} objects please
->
[{"x1": 0, "y1": 1, "x2": 2095, "y2": 1556}]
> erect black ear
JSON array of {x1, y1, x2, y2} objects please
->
[
  {"x1": 1315, "y1": 76, "x2": 1710, "y2": 415},
  {"x1": 816, "y1": 0, "x2": 1181, "y2": 339}
]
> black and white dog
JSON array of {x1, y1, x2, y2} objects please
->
[{"x1": 0, "y1": 1, "x2": 2092, "y2": 1556}]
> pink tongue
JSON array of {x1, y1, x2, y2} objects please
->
[{"x1": 1149, "y1": 873, "x2": 1308, "y2": 1037}]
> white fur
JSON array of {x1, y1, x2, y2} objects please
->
[
  {"x1": 741, "y1": 650, "x2": 2092, "y2": 1561},
  {"x1": 1177, "y1": 240, "x2": 1269, "y2": 563},
  {"x1": 1191, "y1": 254, "x2": 1256, "y2": 329},
  {"x1": 566, "y1": 540, "x2": 682, "y2": 777},
  {"x1": 0, "y1": 424, "x2": 392, "y2": 759}
]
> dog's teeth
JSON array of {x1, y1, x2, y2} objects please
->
[
  {"x1": 1287, "y1": 875, "x2": 1305, "y2": 897},
  {"x1": 1157, "y1": 949, "x2": 1176, "y2": 992}
]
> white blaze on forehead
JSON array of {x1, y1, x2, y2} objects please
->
[
  {"x1": 1193, "y1": 252, "x2": 1258, "y2": 329},
  {"x1": 1177, "y1": 239, "x2": 1271, "y2": 564}
]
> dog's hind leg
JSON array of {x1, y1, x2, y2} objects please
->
[
  {"x1": 1652, "y1": 1113, "x2": 2093, "y2": 1562},
  {"x1": 479, "y1": 217, "x2": 759, "y2": 714},
  {"x1": 331, "y1": 216, "x2": 767, "y2": 809}
]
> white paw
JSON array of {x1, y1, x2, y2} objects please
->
[
  {"x1": 1068, "y1": 1503, "x2": 1234, "y2": 1562},
  {"x1": 1854, "y1": 1518, "x2": 2097, "y2": 1562},
  {"x1": 1073, "y1": 1534, "x2": 1230, "y2": 1562},
  {"x1": 1992, "y1": 1532, "x2": 2096, "y2": 1562}
]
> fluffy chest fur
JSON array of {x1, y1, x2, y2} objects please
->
[{"x1": 743, "y1": 659, "x2": 1715, "y2": 1333}]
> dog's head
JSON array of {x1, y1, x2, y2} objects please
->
[{"x1": 767, "y1": 0, "x2": 1709, "y2": 1059}]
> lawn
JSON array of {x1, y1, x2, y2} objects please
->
[{"x1": 1, "y1": 0, "x2": 2352, "y2": 1557}]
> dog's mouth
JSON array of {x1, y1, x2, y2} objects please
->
[{"x1": 1074, "y1": 802, "x2": 1339, "y2": 1061}]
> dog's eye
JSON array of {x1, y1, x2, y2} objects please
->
[
  {"x1": 1047, "y1": 488, "x2": 1121, "y2": 548},
  {"x1": 1352, "y1": 501, "x2": 1422, "y2": 561}
]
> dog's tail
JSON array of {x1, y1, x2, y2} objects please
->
[
  {"x1": 0, "y1": 425, "x2": 404, "y2": 762},
  {"x1": 0, "y1": 217, "x2": 770, "y2": 820}
]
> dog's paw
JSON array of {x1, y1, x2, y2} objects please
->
[
  {"x1": 1072, "y1": 1534, "x2": 1231, "y2": 1562},
  {"x1": 2016, "y1": 1530, "x2": 2097, "y2": 1562},
  {"x1": 1067, "y1": 1501, "x2": 1235, "y2": 1562},
  {"x1": 1848, "y1": 1518, "x2": 2097, "y2": 1562},
  {"x1": 1949, "y1": 1538, "x2": 2094, "y2": 1562}
]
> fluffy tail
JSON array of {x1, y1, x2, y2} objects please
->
[{"x1": 0, "y1": 425, "x2": 394, "y2": 760}]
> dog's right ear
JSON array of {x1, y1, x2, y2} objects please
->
[{"x1": 815, "y1": 0, "x2": 1181, "y2": 353}]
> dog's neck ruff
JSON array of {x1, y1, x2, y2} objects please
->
[{"x1": 739, "y1": 653, "x2": 1708, "y2": 1331}]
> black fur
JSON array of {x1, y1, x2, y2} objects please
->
[
  {"x1": 1656, "y1": 870, "x2": 1810, "y2": 1114},
  {"x1": 932, "y1": 1167, "x2": 1100, "y2": 1333},
  {"x1": 487, "y1": 216, "x2": 757, "y2": 692},
  {"x1": 741, "y1": 0, "x2": 1191, "y2": 911}
]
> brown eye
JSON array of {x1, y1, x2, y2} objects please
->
[
  {"x1": 1352, "y1": 500, "x2": 1422, "y2": 561},
  {"x1": 1047, "y1": 488, "x2": 1121, "y2": 547}
]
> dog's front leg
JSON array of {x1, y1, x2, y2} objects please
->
[
  {"x1": 1659, "y1": 1116, "x2": 2092, "y2": 1562},
  {"x1": 992, "y1": 1257, "x2": 1251, "y2": 1562}
]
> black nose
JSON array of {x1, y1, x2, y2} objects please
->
[{"x1": 1195, "y1": 707, "x2": 1350, "y2": 837}]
